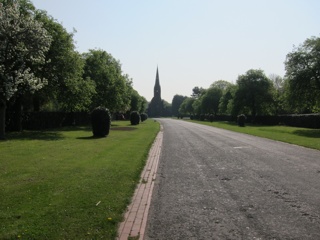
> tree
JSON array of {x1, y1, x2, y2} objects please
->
[
  {"x1": 199, "y1": 87, "x2": 223, "y2": 115},
  {"x1": 218, "y1": 84, "x2": 237, "y2": 115},
  {"x1": 32, "y1": 10, "x2": 95, "y2": 112},
  {"x1": 83, "y1": 49, "x2": 130, "y2": 112},
  {"x1": 285, "y1": 36, "x2": 320, "y2": 113},
  {"x1": 210, "y1": 80, "x2": 232, "y2": 91},
  {"x1": 179, "y1": 97, "x2": 195, "y2": 115},
  {"x1": 130, "y1": 89, "x2": 147, "y2": 113},
  {"x1": 0, "y1": 1, "x2": 52, "y2": 139},
  {"x1": 171, "y1": 94, "x2": 187, "y2": 116},
  {"x1": 191, "y1": 86, "x2": 205, "y2": 98},
  {"x1": 269, "y1": 74, "x2": 287, "y2": 114},
  {"x1": 162, "y1": 100, "x2": 172, "y2": 117},
  {"x1": 233, "y1": 69, "x2": 275, "y2": 117}
]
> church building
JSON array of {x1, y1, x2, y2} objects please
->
[{"x1": 148, "y1": 67, "x2": 163, "y2": 117}]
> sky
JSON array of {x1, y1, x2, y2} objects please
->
[{"x1": 31, "y1": 0, "x2": 320, "y2": 103}]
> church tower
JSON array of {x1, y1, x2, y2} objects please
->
[{"x1": 148, "y1": 67, "x2": 163, "y2": 117}]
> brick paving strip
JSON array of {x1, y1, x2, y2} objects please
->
[{"x1": 117, "y1": 124, "x2": 163, "y2": 240}]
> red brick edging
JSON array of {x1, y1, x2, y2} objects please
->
[{"x1": 117, "y1": 125, "x2": 163, "y2": 240}]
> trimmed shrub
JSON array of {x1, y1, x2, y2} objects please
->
[
  {"x1": 91, "y1": 107, "x2": 111, "y2": 137},
  {"x1": 237, "y1": 114, "x2": 246, "y2": 127},
  {"x1": 200, "y1": 114, "x2": 205, "y2": 121},
  {"x1": 209, "y1": 114, "x2": 214, "y2": 122},
  {"x1": 130, "y1": 111, "x2": 140, "y2": 125},
  {"x1": 190, "y1": 115, "x2": 194, "y2": 120},
  {"x1": 140, "y1": 113, "x2": 148, "y2": 122}
]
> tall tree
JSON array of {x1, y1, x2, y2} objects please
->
[
  {"x1": 0, "y1": 1, "x2": 52, "y2": 139},
  {"x1": 269, "y1": 74, "x2": 287, "y2": 114},
  {"x1": 285, "y1": 36, "x2": 320, "y2": 113},
  {"x1": 179, "y1": 97, "x2": 195, "y2": 115},
  {"x1": 191, "y1": 86, "x2": 205, "y2": 98},
  {"x1": 83, "y1": 49, "x2": 130, "y2": 112},
  {"x1": 199, "y1": 87, "x2": 223, "y2": 115},
  {"x1": 210, "y1": 80, "x2": 232, "y2": 91},
  {"x1": 31, "y1": 10, "x2": 96, "y2": 112},
  {"x1": 171, "y1": 94, "x2": 187, "y2": 116},
  {"x1": 233, "y1": 69, "x2": 275, "y2": 116},
  {"x1": 218, "y1": 84, "x2": 237, "y2": 115},
  {"x1": 129, "y1": 89, "x2": 147, "y2": 113}
]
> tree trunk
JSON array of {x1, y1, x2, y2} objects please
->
[
  {"x1": 33, "y1": 94, "x2": 40, "y2": 112},
  {"x1": 11, "y1": 96, "x2": 23, "y2": 132},
  {"x1": 0, "y1": 99, "x2": 6, "y2": 140}
]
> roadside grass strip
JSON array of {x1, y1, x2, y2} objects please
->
[
  {"x1": 188, "y1": 120, "x2": 320, "y2": 150},
  {"x1": 0, "y1": 120, "x2": 159, "y2": 239}
]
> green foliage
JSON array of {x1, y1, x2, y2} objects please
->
[
  {"x1": 285, "y1": 36, "x2": 320, "y2": 113},
  {"x1": 140, "y1": 113, "x2": 148, "y2": 122},
  {"x1": 233, "y1": 69, "x2": 275, "y2": 116},
  {"x1": 218, "y1": 84, "x2": 237, "y2": 115},
  {"x1": 130, "y1": 111, "x2": 140, "y2": 125},
  {"x1": 0, "y1": 0, "x2": 52, "y2": 139},
  {"x1": 237, "y1": 114, "x2": 246, "y2": 127},
  {"x1": 162, "y1": 100, "x2": 172, "y2": 117},
  {"x1": 210, "y1": 80, "x2": 232, "y2": 90},
  {"x1": 179, "y1": 97, "x2": 196, "y2": 115},
  {"x1": 130, "y1": 89, "x2": 147, "y2": 113},
  {"x1": 191, "y1": 86, "x2": 205, "y2": 98},
  {"x1": 172, "y1": 94, "x2": 187, "y2": 116},
  {"x1": 91, "y1": 107, "x2": 111, "y2": 137},
  {"x1": 83, "y1": 50, "x2": 130, "y2": 112},
  {"x1": 200, "y1": 86, "x2": 223, "y2": 115}
]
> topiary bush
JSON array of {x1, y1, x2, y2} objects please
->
[
  {"x1": 130, "y1": 111, "x2": 140, "y2": 125},
  {"x1": 140, "y1": 113, "x2": 148, "y2": 122},
  {"x1": 91, "y1": 107, "x2": 111, "y2": 137},
  {"x1": 237, "y1": 114, "x2": 246, "y2": 127}
]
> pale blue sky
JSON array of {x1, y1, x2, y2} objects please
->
[{"x1": 31, "y1": 0, "x2": 320, "y2": 102}]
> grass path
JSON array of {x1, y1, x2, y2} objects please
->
[{"x1": 0, "y1": 120, "x2": 159, "y2": 239}]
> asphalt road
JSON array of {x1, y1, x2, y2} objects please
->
[{"x1": 145, "y1": 119, "x2": 320, "y2": 240}]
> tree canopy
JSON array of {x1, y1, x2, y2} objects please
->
[
  {"x1": 0, "y1": 0, "x2": 52, "y2": 138},
  {"x1": 233, "y1": 69, "x2": 275, "y2": 116},
  {"x1": 83, "y1": 49, "x2": 131, "y2": 112},
  {"x1": 285, "y1": 36, "x2": 320, "y2": 113}
]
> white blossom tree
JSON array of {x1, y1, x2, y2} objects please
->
[{"x1": 0, "y1": 1, "x2": 52, "y2": 139}]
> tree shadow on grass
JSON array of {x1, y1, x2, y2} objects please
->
[
  {"x1": 76, "y1": 135, "x2": 108, "y2": 140},
  {"x1": 6, "y1": 131, "x2": 64, "y2": 141},
  {"x1": 292, "y1": 129, "x2": 320, "y2": 138},
  {"x1": 111, "y1": 127, "x2": 137, "y2": 131}
]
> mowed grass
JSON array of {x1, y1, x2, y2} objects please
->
[
  {"x1": 0, "y1": 120, "x2": 159, "y2": 239},
  {"x1": 188, "y1": 120, "x2": 320, "y2": 150}
]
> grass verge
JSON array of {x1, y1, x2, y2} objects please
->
[
  {"x1": 0, "y1": 120, "x2": 159, "y2": 239},
  {"x1": 188, "y1": 120, "x2": 320, "y2": 150}
]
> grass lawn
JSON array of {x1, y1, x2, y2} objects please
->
[
  {"x1": 0, "y1": 120, "x2": 159, "y2": 239},
  {"x1": 188, "y1": 120, "x2": 320, "y2": 150}
]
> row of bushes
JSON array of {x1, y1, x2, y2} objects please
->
[
  {"x1": 182, "y1": 114, "x2": 320, "y2": 129},
  {"x1": 6, "y1": 111, "x2": 92, "y2": 131},
  {"x1": 5, "y1": 109, "x2": 149, "y2": 133}
]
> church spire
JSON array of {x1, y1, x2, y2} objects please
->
[
  {"x1": 148, "y1": 66, "x2": 163, "y2": 117},
  {"x1": 154, "y1": 66, "x2": 161, "y2": 99}
]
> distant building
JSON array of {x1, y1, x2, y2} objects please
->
[{"x1": 148, "y1": 67, "x2": 163, "y2": 117}]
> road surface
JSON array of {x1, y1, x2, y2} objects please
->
[{"x1": 145, "y1": 119, "x2": 320, "y2": 240}]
